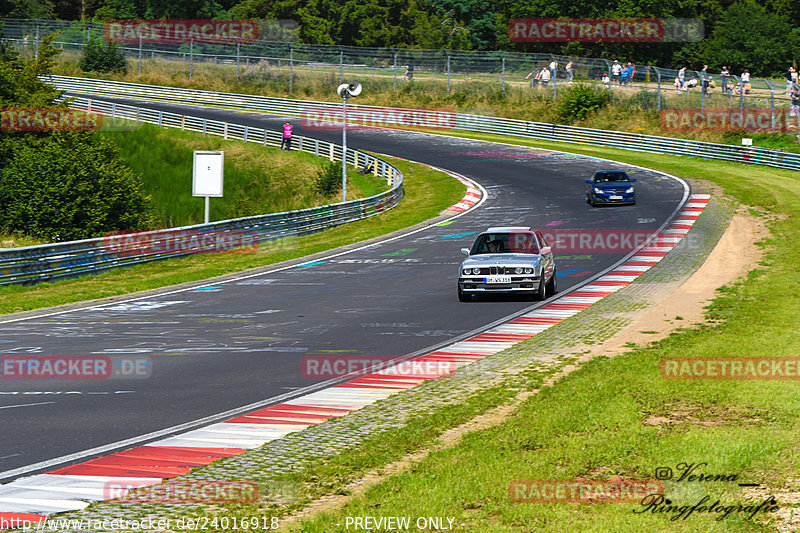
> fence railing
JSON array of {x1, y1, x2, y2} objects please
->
[
  {"x1": 46, "y1": 75, "x2": 800, "y2": 172},
  {"x1": 3, "y1": 17, "x2": 798, "y2": 113},
  {"x1": 0, "y1": 95, "x2": 404, "y2": 286}
]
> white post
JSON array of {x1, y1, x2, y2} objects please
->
[
  {"x1": 342, "y1": 95, "x2": 347, "y2": 202},
  {"x1": 204, "y1": 196, "x2": 210, "y2": 224}
]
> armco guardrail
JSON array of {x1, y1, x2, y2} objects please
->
[
  {"x1": 0, "y1": 95, "x2": 403, "y2": 286},
  {"x1": 46, "y1": 75, "x2": 800, "y2": 172}
]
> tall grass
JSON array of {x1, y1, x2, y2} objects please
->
[
  {"x1": 54, "y1": 52, "x2": 800, "y2": 152},
  {"x1": 98, "y1": 124, "x2": 386, "y2": 229}
]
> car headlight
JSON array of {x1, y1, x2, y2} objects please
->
[
  {"x1": 524, "y1": 267, "x2": 534, "y2": 274},
  {"x1": 515, "y1": 267, "x2": 524, "y2": 274},
  {"x1": 625, "y1": 187, "x2": 634, "y2": 193},
  {"x1": 472, "y1": 267, "x2": 481, "y2": 275},
  {"x1": 594, "y1": 187, "x2": 603, "y2": 194}
]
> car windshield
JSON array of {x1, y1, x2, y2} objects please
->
[
  {"x1": 471, "y1": 233, "x2": 539, "y2": 254},
  {"x1": 594, "y1": 172, "x2": 630, "y2": 183}
]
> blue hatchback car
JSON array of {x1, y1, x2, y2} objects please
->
[{"x1": 586, "y1": 170, "x2": 636, "y2": 206}]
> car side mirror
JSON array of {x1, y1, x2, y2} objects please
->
[
  {"x1": 630, "y1": 178, "x2": 637, "y2": 182},
  {"x1": 460, "y1": 248, "x2": 470, "y2": 257},
  {"x1": 541, "y1": 246, "x2": 552, "y2": 254},
  {"x1": 585, "y1": 179, "x2": 593, "y2": 184}
]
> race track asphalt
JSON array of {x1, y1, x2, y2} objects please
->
[{"x1": 0, "y1": 97, "x2": 687, "y2": 481}]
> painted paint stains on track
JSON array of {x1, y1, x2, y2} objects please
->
[{"x1": 0, "y1": 195, "x2": 709, "y2": 523}]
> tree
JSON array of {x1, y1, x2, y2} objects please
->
[
  {"x1": 0, "y1": 0, "x2": 55, "y2": 18},
  {"x1": 79, "y1": 37, "x2": 127, "y2": 73},
  {"x1": 0, "y1": 133, "x2": 152, "y2": 240},
  {"x1": 702, "y1": 1, "x2": 796, "y2": 75},
  {"x1": 0, "y1": 35, "x2": 151, "y2": 241}
]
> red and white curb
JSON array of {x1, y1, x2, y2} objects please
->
[
  {"x1": 0, "y1": 195, "x2": 709, "y2": 526},
  {"x1": 443, "y1": 177, "x2": 482, "y2": 214}
]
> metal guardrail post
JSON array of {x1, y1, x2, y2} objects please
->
[
  {"x1": 189, "y1": 38, "x2": 194, "y2": 80},
  {"x1": 339, "y1": 48, "x2": 343, "y2": 85},
  {"x1": 138, "y1": 35, "x2": 142, "y2": 74},
  {"x1": 236, "y1": 42, "x2": 240, "y2": 81},
  {"x1": 289, "y1": 45, "x2": 293, "y2": 93},
  {"x1": 501, "y1": 56, "x2": 505, "y2": 96},
  {"x1": 698, "y1": 71, "x2": 704, "y2": 112},
  {"x1": 655, "y1": 67, "x2": 662, "y2": 111},
  {"x1": 764, "y1": 79, "x2": 775, "y2": 132},
  {"x1": 393, "y1": 52, "x2": 398, "y2": 90},
  {"x1": 446, "y1": 52, "x2": 451, "y2": 93}
]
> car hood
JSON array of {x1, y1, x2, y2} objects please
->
[{"x1": 594, "y1": 182, "x2": 633, "y2": 190}]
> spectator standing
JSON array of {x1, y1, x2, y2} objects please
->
[
  {"x1": 620, "y1": 64, "x2": 630, "y2": 86},
  {"x1": 701, "y1": 65, "x2": 710, "y2": 95},
  {"x1": 791, "y1": 84, "x2": 800, "y2": 118},
  {"x1": 565, "y1": 61, "x2": 574, "y2": 83},
  {"x1": 540, "y1": 67, "x2": 551, "y2": 87},
  {"x1": 602, "y1": 72, "x2": 610, "y2": 90},
  {"x1": 678, "y1": 67, "x2": 686, "y2": 88},
  {"x1": 741, "y1": 69, "x2": 750, "y2": 94},
  {"x1": 786, "y1": 66, "x2": 795, "y2": 95},
  {"x1": 611, "y1": 60, "x2": 622, "y2": 85},
  {"x1": 281, "y1": 121, "x2": 293, "y2": 150},
  {"x1": 403, "y1": 64, "x2": 414, "y2": 81},
  {"x1": 549, "y1": 60, "x2": 557, "y2": 81},
  {"x1": 525, "y1": 66, "x2": 541, "y2": 86},
  {"x1": 628, "y1": 62, "x2": 636, "y2": 82},
  {"x1": 720, "y1": 66, "x2": 730, "y2": 93}
]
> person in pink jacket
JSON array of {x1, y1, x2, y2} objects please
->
[{"x1": 281, "y1": 121, "x2": 293, "y2": 150}]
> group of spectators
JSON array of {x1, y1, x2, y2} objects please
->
[{"x1": 525, "y1": 60, "x2": 575, "y2": 87}]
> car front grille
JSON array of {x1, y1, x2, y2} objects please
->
[{"x1": 480, "y1": 266, "x2": 512, "y2": 275}]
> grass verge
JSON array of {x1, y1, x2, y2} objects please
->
[
  {"x1": 270, "y1": 133, "x2": 800, "y2": 531},
  {"x1": 98, "y1": 123, "x2": 383, "y2": 228},
  {"x1": 0, "y1": 156, "x2": 463, "y2": 315}
]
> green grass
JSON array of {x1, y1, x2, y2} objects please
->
[
  {"x1": 0, "y1": 156, "x2": 462, "y2": 315},
  {"x1": 98, "y1": 123, "x2": 384, "y2": 228},
  {"x1": 276, "y1": 133, "x2": 800, "y2": 531}
]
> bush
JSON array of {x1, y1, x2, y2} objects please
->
[
  {"x1": 0, "y1": 132, "x2": 151, "y2": 240},
  {"x1": 314, "y1": 162, "x2": 342, "y2": 197},
  {"x1": 555, "y1": 83, "x2": 610, "y2": 122},
  {"x1": 79, "y1": 38, "x2": 127, "y2": 73},
  {"x1": 627, "y1": 90, "x2": 659, "y2": 111}
]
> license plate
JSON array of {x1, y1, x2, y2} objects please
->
[
  {"x1": 610, "y1": 195, "x2": 623, "y2": 200},
  {"x1": 485, "y1": 276, "x2": 511, "y2": 284}
]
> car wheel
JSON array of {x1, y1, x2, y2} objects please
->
[
  {"x1": 547, "y1": 269, "x2": 557, "y2": 295},
  {"x1": 589, "y1": 195, "x2": 596, "y2": 207},
  {"x1": 458, "y1": 286, "x2": 471, "y2": 302},
  {"x1": 534, "y1": 275, "x2": 547, "y2": 301}
]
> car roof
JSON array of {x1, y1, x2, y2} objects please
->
[{"x1": 485, "y1": 226, "x2": 532, "y2": 233}]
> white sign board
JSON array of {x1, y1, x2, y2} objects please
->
[
  {"x1": 193, "y1": 151, "x2": 224, "y2": 197},
  {"x1": 741, "y1": 138, "x2": 753, "y2": 146}
]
